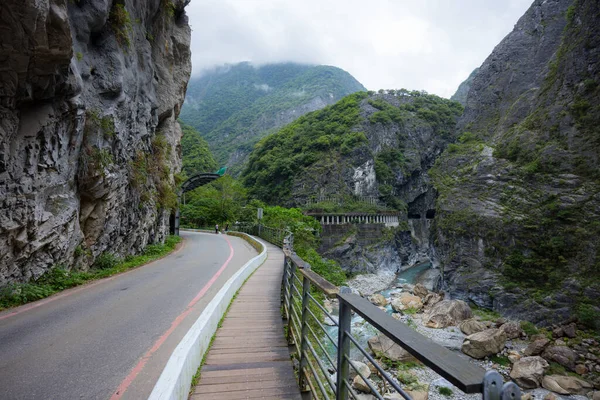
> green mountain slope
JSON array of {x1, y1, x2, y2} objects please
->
[
  {"x1": 242, "y1": 90, "x2": 463, "y2": 209},
  {"x1": 179, "y1": 62, "x2": 366, "y2": 173},
  {"x1": 180, "y1": 123, "x2": 217, "y2": 177}
]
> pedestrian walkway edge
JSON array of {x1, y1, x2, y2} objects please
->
[{"x1": 148, "y1": 234, "x2": 268, "y2": 400}]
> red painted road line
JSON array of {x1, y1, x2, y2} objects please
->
[
  {"x1": 0, "y1": 240, "x2": 187, "y2": 323},
  {"x1": 110, "y1": 234, "x2": 235, "y2": 400}
]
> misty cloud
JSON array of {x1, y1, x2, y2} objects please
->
[{"x1": 185, "y1": 0, "x2": 533, "y2": 98}]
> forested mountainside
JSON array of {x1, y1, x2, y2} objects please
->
[
  {"x1": 180, "y1": 123, "x2": 217, "y2": 177},
  {"x1": 432, "y1": 0, "x2": 600, "y2": 325},
  {"x1": 179, "y1": 62, "x2": 366, "y2": 173},
  {"x1": 243, "y1": 90, "x2": 462, "y2": 215},
  {"x1": 0, "y1": 0, "x2": 191, "y2": 285}
]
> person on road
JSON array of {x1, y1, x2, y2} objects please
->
[
  {"x1": 215, "y1": 224, "x2": 219, "y2": 234},
  {"x1": 225, "y1": 223, "x2": 229, "y2": 232}
]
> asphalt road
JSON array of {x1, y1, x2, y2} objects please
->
[{"x1": 0, "y1": 231, "x2": 258, "y2": 400}]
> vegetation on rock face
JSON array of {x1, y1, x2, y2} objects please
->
[
  {"x1": 179, "y1": 62, "x2": 366, "y2": 171},
  {"x1": 110, "y1": 2, "x2": 133, "y2": 48}
]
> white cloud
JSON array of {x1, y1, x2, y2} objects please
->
[{"x1": 185, "y1": 0, "x2": 533, "y2": 98}]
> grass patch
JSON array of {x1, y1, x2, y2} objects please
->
[
  {"x1": 472, "y1": 305, "x2": 501, "y2": 321},
  {"x1": 520, "y1": 321, "x2": 539, "y2": 336},
  {"x1": 547, "y1": 361, "x2": 567, "y2": 376},
  {"x1": 489, "y1": 355, "x2": 511, "y2": 367},
  {"x1": 438, "y1": 387, "x2": 453, "y2": 397},
  {"x1": 0, "y1": 236, "x2": 181, "y2": 311}
]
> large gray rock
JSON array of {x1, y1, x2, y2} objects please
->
[
  {"x1": 523, "y1": 338, "x2": 550, "y2": 356},
  {"x1": 542, "y1": 375, "x2": 593, "y2": 395},
  {"x1": 368, "y1": 334, "x2": 415, "y2": 362},
  {"x1": 0, "y1": 0, "x2": 191, "y2": 285},
  {"x1": 542, "y1": 345, "x2": 578, "y2": 371},
  {"x1": 510, "y1": 356, "x2": 549, "y2": 389},
  {"x1": 391, "y1": 293, "x2": 423, "y2": 312},
  {"x1": 500, "y1": 321, "x2": 523, "y2": 340},
  {"x1": 461, "y1": 329, "x2": 507, "y2": 359},
  {"x1": 459, "y1": 319, "x2": 488, "y2": 335},
  {"x1": 422, "y1": 300, "x2": 472, "y2": 328}
]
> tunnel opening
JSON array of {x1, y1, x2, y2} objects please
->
[{"x1": 426, "y1": 209, "x2": 436, "y2": 219}]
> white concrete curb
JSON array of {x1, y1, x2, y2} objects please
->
[{"x1": 148, "y1": 233, "x2": 268, "y2": 400}]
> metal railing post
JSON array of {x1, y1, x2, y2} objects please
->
[
  {"x1": 299, "y1": 274, "x2": 311, "y2": 391},
  {"x1": 287, "y1": 260, "x2": 297, "y2": 345},
  {"x1": 336, "y1": 289, "x2": 352, "y2": 400},
  {"x1": 282, "y1": 255, "x2": 290, "y2": 320}
]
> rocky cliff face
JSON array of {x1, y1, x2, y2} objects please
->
[
  {"x1": 0, "y1": 0, "x2": 191, "y2": 285},
  {"x1": 450, "y1": 68, "x2": 479, "y2": 106},
  {"x1": 432, "y1": 0, "x2": 600, "y2": 326}
]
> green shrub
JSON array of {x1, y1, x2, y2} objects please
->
[
  {"x1": 438, "y1": 387, "x2": 453, "y2": 397},
  {"x1": 94, "y1": 252, "x2": 119, "y2": 270},
  {"x1": 520, "y1": 321, "x2": 539, "y2": 336},
  {"x1": 577, "y1": 304, "x2": 600, "y2": 331}
]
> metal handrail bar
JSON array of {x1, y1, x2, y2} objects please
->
[
  {"x1": 304, "y1": 369, "x2": 322, "y2": 400},
  {"x1": 343, "y1": 379, "x2": 360, "y2": 400},
  {"x1": 339, "y1": 292, "x2": 486, "y2": 394},
  {"x1": 305, "y1": 338, "x2": 337, "y2": 392},
  {"x1": 306, "y1": 353, "x2": 332, "y2": 400},
  {"x1": 345, "y1": 356, "x2": 385, "y2": 400},
  {"x1": 306, "y1": 322, "x2": 337, "y2": 371},
  {"x1": 304, "y1": 305, "x2": 339, "y2": 349},
  {"x1": 307, "y1": 292, "x2": 339, "y2": 326},
  {"x1": 345, "y1": 333, "x2": 411, "y2": 400}
]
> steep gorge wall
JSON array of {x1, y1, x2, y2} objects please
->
[
  {"x1": 432, "y1": 0, "x2": 600, "y2": 325},
  {"x1": 0, "y1": 0, "x2": 191, "y2": 285}
]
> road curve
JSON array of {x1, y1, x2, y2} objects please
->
[{"x1": 0, "y1": 231, "x2": 258, "y2": 400}]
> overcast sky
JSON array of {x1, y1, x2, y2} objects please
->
[{"x1": 185, "y1": 0, "x2": 533, "y2": 98}]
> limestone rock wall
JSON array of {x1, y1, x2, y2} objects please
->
[{"x1": 0, "y1": 0, "x2": 191, "y2": 285}]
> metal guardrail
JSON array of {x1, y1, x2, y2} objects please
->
[
  {"x1": 233, "y1": 223, "x2": 293, "y2": 249},
  {"x1": 235, "y1": 223, "x2": 522, "y2": 400}
]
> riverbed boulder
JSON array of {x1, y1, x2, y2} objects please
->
[
  {"x1": 543, "y1": 345, "x2": 578, "y2": 371},
  {"x1": 563, "y1": 323, "x2": 577, "y2": 339},
  {"x1": 349, "y1": 361, "x2": 371, "y2": 380},
  {"x1": 422, "y1": 300, "x2": 472, "y2": 328},
  {"x1": 368, "y1": 334, "x2": 415, "y2": 362},
  {"x1": 391, "y1": 293, "x2": 423, "y2": 312},
  {"x1": 353, "y1": 375, "x2": 373, "y2": 393},
  {"x1": 509, "y1": 356, "x2": 549, "y2": 389},
  {"x1": 461, "y1": 329, "x2": 507, "y2": 359},
  {"x1": 523, "y1": 338, "x2": 550, "y2": 356},
  {"x1": 500, "y1": 321, "x2": 523, "y2": 340},
  {"x1": 423, "y1": 292, "x2": 444, "y2": 309},
  {"x1": 369, "y1": 294, "x2": 388, "y2": 307},
  {"x1": 459, "y1": 319, "x2": 488, "y2": 335},
  {"x1": 413, "y1": 283, "x2": 429, "y2": 299},
  {"x1": 542, "y1": 375, "x2": 593, "y2": 395}
]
